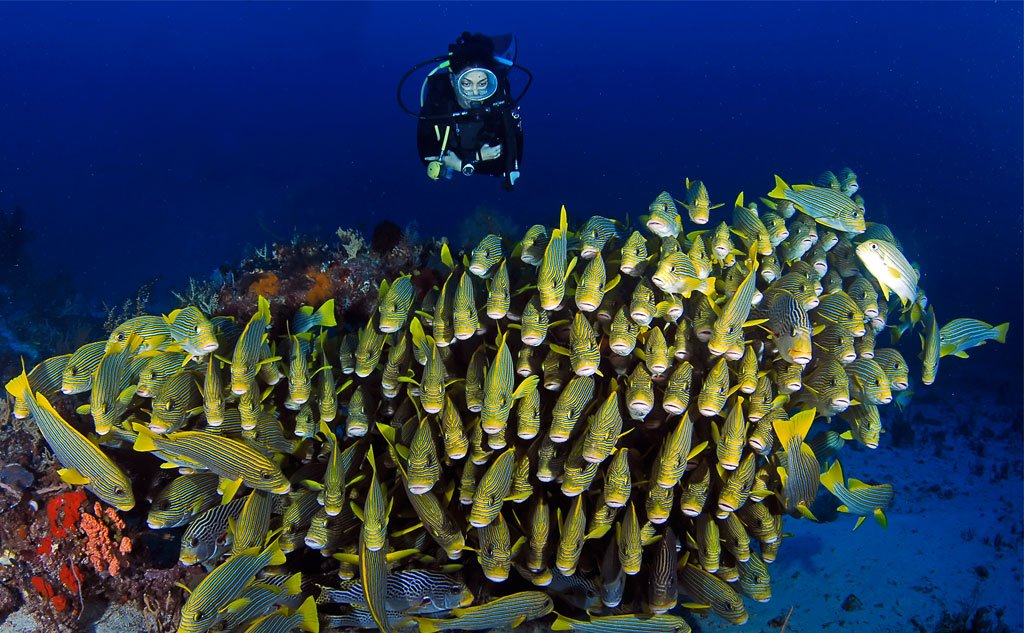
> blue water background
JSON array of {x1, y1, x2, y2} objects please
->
[{"x1": 1, "y1": 1, "x2": 1020, "y2": 378}]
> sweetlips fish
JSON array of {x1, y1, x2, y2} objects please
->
[
  {"x1": 768, "y1": 175, "x2": 866, "y2": 233},
  {"x1": 10, "y1": 171, "x2": 1009, "y2": 633},
  {"x1": 939, "y1": 318, "x2": 1009, "y2": 358}
]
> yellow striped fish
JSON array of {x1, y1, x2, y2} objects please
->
[
  {"x1": 653, "y1": 412, "x2": 697, "y2": 489},
  {"x1": 149, "y1": 370, "x2": 202, "y2": 434},
  {"x1": 538, "y1": 207, "x2": 575, "y2": 310},
  {"x1": 682, "y1": 178, "x2": 724, "y2": 225},
  {"x1": 6, "y1": 367, "x2": 135, "y2": 510},
  {"x1": 647, "y1": 526, "x2": 679, "y2": 614},
  {"x1": 165, "y1": 306, "x2": 220, "y2": 356},
  {"x1": 178, "y1": 537, "x2": 287, "y2": 633},
  {"x1": 575, "y1": 251, "x2": 610, "y2": 312},
  {"x1": 402, "y1": 474, "x2": 467, "y2": 560},
  {"x1": 645, "y1": 191, "x2": 682, "y2": 238},
  {"x1": 820, "y1": 459, "x2": 894, "y2": 530},
  {"x1": 678, "y1": 560, "x2": 749, "y2": 625},
  {"x1": 553, "y1": 613, "x2": 691, "y2": 632},
  {"x1": 580, "y1": 385, "x2": 623, "y2": 464},
  {"x1": 90, "y1": 335, "x2": 147, "y2": 435},
  {"x1": 619, "y1": 230, "x2": 649, "y2": 276},
  {"x1": 476, "y1": 510, "x2": 514, "y2": 581},
  {"x1": 469, "y1": 234, "x2": 503, "y2": 277},
  {"x1": 231, "y1": 296, "x2": 274, "y2": 394},
  {"x1": 577, "y1": 215, "x2": 621, "y2": 259},
  {"x1": 772, "y1": 408, "x2": 820, "y2": 519},
  {"x1": 939, "y1": 318, "x2": 1009, "y2": 358},
  {"x1": 609, "y1": 307, "x2": 640, "y2": 356},
  {"x1": 291, "y1": 298, "x2": 337, "y2": 334},
  {"x1": 146, "y1": 473, "x2": 219, "y2": 529},
  {"x1": 407, "y1": 417, "x2": 441, "y2": 495},
  {"x1": 482, "y1": 333, "x2": 539, "y2": 434},
  {"x1": 855, "y1": 239, "x2": 919, "y2": 305},
  {"x1": 414, "y1": 591, "x2": 553, "y2": 632},
  {"x1": 358, "y1": 446, "x2": 391, "y2": 551},
  {"x1": 10, "y1": 354, "x2": 68, "y2": 419},
  {"x1": 920, "y1": 306, "x2": 940, "y2": 385},
  {"x1": 379, "y1": 276, "x2": 414, "y2": 333},
  {"x1": 136, "y1": 351, "x2": 190, "y2": 398},
  {"x1": 556, "y1": 495, "x2": 587, "y2": 574},
  {"x1": 132, "y1": 423, "x2": 291, "y2": 494},
  {"x1": 873, "y1": 348, "x2": 910, "y2": 390},
  {"x1": 768, "y1": 175, "x2": 866, "y2": 234},
  {"x1": 617, "y1": 501, "x2": 642, "y2": 575},
  {"x1": 568, "y1": 312, "x2": 602, "y2": 376},
  {"x1": 469, "y1": 448, "x2": 515, "y2": 528},
  {"x1": 708, "y1": 249, "x2": 760, "y2": 360},
  {"x1": 550, "y1": 375, "x2": 595, "y2": 442},
  {"x1": 520, "y1": 295, "x2": 550, "y2": 346},
  {"x1": 453, "y1": 271, "x2": 480, "y2": 341},
  {"x1": 485, "y1": 258, "x2": 511, "y2": 319},
  {"x1": 61, "y1": 341, "x2": 106, "y2": 395}
]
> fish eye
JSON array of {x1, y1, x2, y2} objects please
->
[
  {"x1": 870, "y1": 243, "x2": 878, "y2": 249},
  {"x1": 189, "y1": 537, "x2": 199, "y2": 547},
  {"x1": 195, "y1": 325, "x2": 202, "y2": 334},
  {"x1": 260, "y1": 470, "x2": 271, "y2": 479},
  {"x1": 118, "y1": 332, "x2": 127, "y2": 341},
  {"x1": 830, "y1": 378, "x2": 837, "y2": 387},
  {"x1": 847, "y1": 312, "x2": 854, "y2": 319},
  {"x1": 69, "y1": 367, "x2": 77, "y2": 377},
  {"x1": 115, "y1": 487, "x2": 126, "y2": 496}
]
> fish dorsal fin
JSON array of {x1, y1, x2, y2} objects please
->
[{"x1": 441, "y1": 242, "x2": 455, "y2": 270}]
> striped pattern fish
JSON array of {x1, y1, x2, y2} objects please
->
[
  {"x1": 820, "y1": 459, "x2": 894, "y2": 529},
  {"x1": 6, "y1": 367, "x2": 135, "y2": 510},
  {"x1": 768, "y1": 175, "x2": 866, "y2": 234},
  {"x1": 939, "y1": 318, "x2": 1009, "y2": 358}
]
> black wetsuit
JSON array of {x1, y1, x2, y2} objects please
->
[{"x1": 417, "y1": 73, "x2": 524, "y2": 188}]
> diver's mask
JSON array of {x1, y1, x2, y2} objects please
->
[{"x1": 453, "y1": 67, "x2": 498, "y2": 108}]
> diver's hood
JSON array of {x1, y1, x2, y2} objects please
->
[{"x1": 397, "y1": 33, "x2": 533, "y2": 118}]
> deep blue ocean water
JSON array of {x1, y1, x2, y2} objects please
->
[
  {"x1": 0, "y1": 3, "x2": 1021, "y2": 630},
  {"x1": 2, "y1": 3, "x2": 1020, "y2": 374}
]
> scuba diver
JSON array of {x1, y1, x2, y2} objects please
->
[{"x1": 398, "y1": 32, "x2": 532, "y2": 191}]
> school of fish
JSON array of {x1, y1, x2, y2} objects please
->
[{"x1": 5, "y1": 169, "x2": 1009, "y2": 632}]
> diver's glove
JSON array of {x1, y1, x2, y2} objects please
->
[{"x1": 478, "y1": 144, "x2": 503, "y2": 161}]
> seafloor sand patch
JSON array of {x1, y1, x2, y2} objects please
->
[{"x1": 699, "y1": 382, "x2": 1022, "y2": 632}]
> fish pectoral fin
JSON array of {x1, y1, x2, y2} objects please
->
[
  {"x1": 796, "y1": 504, "x2": 819, "y2": 522},
  {"x1": 58, "y1": 468, "x2": 90, "y2": 486},
  {"x1": 679, "y1": 601, "x2": 712, "y2": 611}
]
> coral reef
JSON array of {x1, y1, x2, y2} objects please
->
[{"x1": 213, "y1": 222, "x2": 430, "y2": 329}]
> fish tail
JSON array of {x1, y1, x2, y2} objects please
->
[
  {"x1": 413, "y1": 618, "x2": 440, "y2": 633},
  {"x1": 769, "y1": 175, "x2": 789, "y2": 199},
  {"x1": 132, "y1": 422, "x2": 160, "y2": 452},
  {"x1": 315, "y1": 299, "x2": 337, "y2": 328},
  {"x1": 994, "y1": 322, "x2": 1009, "y2": 343},
  {"x1": 296, "y1": 595, "x2": 319, "y2": 633},
  {"x1": 819, "y1": 459, "x2": 844, "y2": 493},
  {"x1": 4, "y1": 361, "x2": 31, "y2": 400}
]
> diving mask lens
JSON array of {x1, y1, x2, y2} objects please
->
[{"x1": 455, "y1": 67, "x2": 498, "y2": 102}]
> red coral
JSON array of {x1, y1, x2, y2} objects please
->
[
  {"x1": 31, "y1": 575, "x2": 65, "y2": 610},
  {"x1": 305, "y1": 267, "x2": 334, "y2": 305},
  {"x1": 46, "y1": 490, "x2": 87, "y2": 538},
  {"x1": 58, "y1": 563, "x2": 80, "y2": 593},
  {"x1": 247, "y1": 272, "x2": 280, "y2": 298},
  {"x1": 79, "y1": 503, "x2": 129, "y2": 577},
  {"x1": 35, "y1": 536, "x2": 53, "y2": 556},
  {"x1": 31, "y1": 576, "x2": 54, "y2": 598}
]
